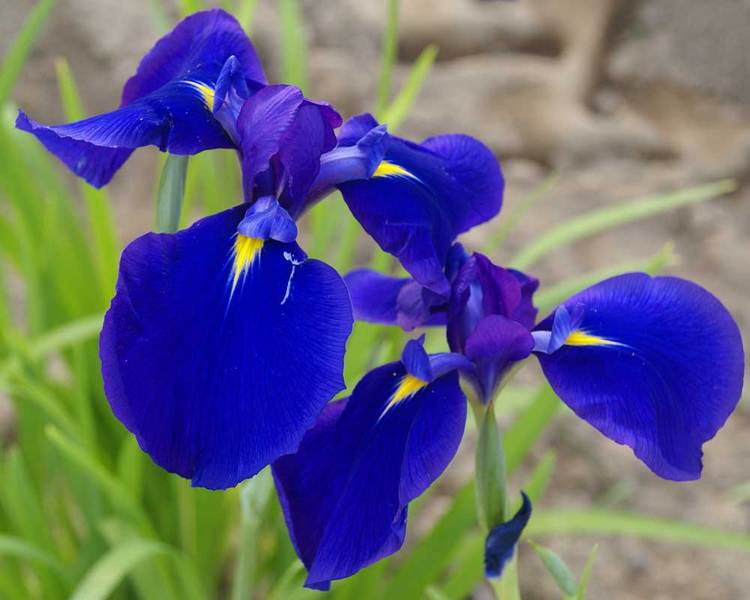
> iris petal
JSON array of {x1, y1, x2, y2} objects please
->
[
  {"x1": 273, "y1": 362, "x2": 466, "y2": 588},
  {"x1": 237, "y1": 85, "x2": 341, "y2": 215},
  {"x1": 17, "y1": 9, "x2": 263, "y2": 187},
  {"x1": 535, "y1": 273, "x2": 745, "y2": 480},
  {"x1": 121, "y1": 8, "x2": 266, "y2": 103},
  {"x1": 338, "y1": 115, "x2": 503, "y2": 294},
  {"x1": 100, "y1": 205, "x2": 352, "y2": 489}
]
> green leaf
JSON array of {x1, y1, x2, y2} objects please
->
[
  {"x1": 231, "y1": 468, "x2": 274, "y2": 600},
  {"x1": 529, "y1": 541, "x2": 578, "y2": 596},
  {"x1": 475, "y1": 401, "x2": 507, "y2": 529},
  {"x1": 375, "y1": 0, "x2": 400, "y2": 115},
  {"x1": 504, "y1": 384, "x2": 559, "y2": 475},
  {"x1": 524, "y1": 451, "x2": 556, "y2": 503},
  {"x1": 511, "y1": 179, "x2": 736, "y2": 270},
  {"x1": 527, "y1": 508, "x2": 750, "y2": 552},
  {"x1": 382, "y1": 481, "x2": 476, "y2": 599},
  {"x1": 380, "y1": 44, "x2": 438, "y2": 131},
  {"x1": 485, "y1": 172, "x2": 559, "y2": 253},
  {"x1": 236, "y1": 0, "x2": 260, "y2": 33},
  {"x1": 534, "y1": 242, "x2": 675, "y2": 315},
  {"x1": 70, "y1": 539, "x2": 170, "y2": 600},
  {"x1": 0, "y1": 0, "x2": 55, "y2": 104},
  {"x1": 0, "y1": 534, "x2": 66, "y2": 577},
  {"x1": 576, "y1": 544, "x2": 598, "y2": 600},
  {"x1": 279, "y1": 0, "x2": 308, "y2": 92},
  {"x1": 156, "y1": 155, "x2": 190, "y2": 233}
]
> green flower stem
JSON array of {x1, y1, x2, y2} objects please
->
[{"x1": 156, "y1": 154, "x2": 189, "y2": 233}]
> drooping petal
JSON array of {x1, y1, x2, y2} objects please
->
[
  {"x1": 484, "y1": 492, "x2": 532, "y2": 579},
  {"x1": 337, "y1": 114, "x2": 504, "y2": 294},
  {"x1": 100, "y1": 205, "x2": 352, "y2": 489},
  {"x1": 534, "y1": 273, "x2": 745, "y2": 480},
  {"x1": 273, "y1": 361, "x2": 467, "y2": 589},
  {"x1": 17, "y1": 9, "x2": 263, "y2": 187},
  {"x1": 16, "y1": 77, "x2": 231, "y2": 187},
  {"x1": 237, "y1": 85, "x2": 341, "y2": 215},
  {"x1": 464, "y1": 315, "x2": 534, "y2": 402}
]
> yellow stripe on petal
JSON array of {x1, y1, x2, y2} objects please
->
[
  {"x1": 382, "y1": 374, "x2": 428, "y2": 416},
  {"x1": 564, "y1": 330, "x2": 620, "y2": 347},
  {"x1": 185, "y1": 81, "x2": 215, "y2": 112},
  {"x1": 372, "y1": 160, "x2": 417, "y2": 180},
  {"x1": 230, "y1": 235, "x2": 264, "y2": 294}
]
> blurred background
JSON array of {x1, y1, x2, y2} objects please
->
[{"x1": 2, "y1": 0, "x2": 749, "y2": 598}]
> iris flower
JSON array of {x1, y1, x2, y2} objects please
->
[
  {"x1": 17, "y1": 9, "x2": 266, "y2": 188},
  {"x1": 308, "y1": 113, "x2": 505, "y2": 295},
  {"x1": 59, "y1": 12, "x2": 350, "y2": 489},
  {"x1": 348, "y1": 247, "x2": 745, "y2": 480},
  {"x1": 334, "y1": 248, "x2": 743, "y2": 581}
]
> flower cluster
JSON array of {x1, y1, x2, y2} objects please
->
[{"x1": 18, "y1": 10, "x2": 745, "y2": 590}]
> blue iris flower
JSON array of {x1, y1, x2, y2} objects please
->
[
  {"x1": 273, "y1": 337, "x2": 472, "y2": 589},
  {"x1": 308, "y1": 113, "x2": 505, "y2": 295},
  {"x1": 346, "y1": 248, "x2": 745, "y2": 480},
  {"x1": 16, "y1": 9, "x2": 266, "y2": 188},
  {"x1": 79, "y1": 12, "x2": 352, "y2": 489},
  {"x1": 342, "y1": 248, "x2": 743, "y2": 579}
]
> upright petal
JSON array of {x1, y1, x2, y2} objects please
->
[
  {"x1": 273, "y1": 361, "x2": 466, "y2": 589},
  {"x1": 535, "y1": 273, "x2": 745, "y2": 480},
  {"x1": 337, "y1": 115, "x2": 504, "y2": 294},
  {"x1": 237, "y1": 85, "x2": 341, "y2": 215},
  {"x1": 100, "y1": 205, "x2": 352, "y2": 489}
]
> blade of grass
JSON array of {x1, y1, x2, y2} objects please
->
[
  {"x1": 534, "y1": 242, "x2": 675, "y2": 315},
  {"x1": 527, "y1": 509, "x2": 750, "y2": 552},
  {"x1": 279, "y1": 0, "x2": 308, "y2": 92},
  {"x1": 484, "y1": 172, "x2": 559, "y2": 253},
  {"x1": 380, "y1": 44, "x2": 438, "y2": 131},
  {"x1": 511, "y1": 179, "x2": 735, "y2": 270},
  {"x1": 375, "y1": 0, "x2": 400, "y2": 115},
  {"x1": 69, "y1": 539, "x2": 171, "y2": 600},
  {"x1": 504, "y1": 384, "x2": 559, "y2": 475},
  {"x1": 0, "y1": 0, "x2": 55, "y2": 104}
]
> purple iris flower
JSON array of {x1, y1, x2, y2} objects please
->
[
  {"x1": 273, "y1": 337, "x2": 472, "y2": 589},
  {"x1": 308, "y1": 114, "x2": 505, "y2": 295},
  {"x1": 16, "y1": 9, "x2": 266, "y2": 188},
  {"x1": 346, "y1": 250, "x2": 745, "y2": 481},
  {"x1": 81, "y1": 13, "x2": 351, "y2": 489}
]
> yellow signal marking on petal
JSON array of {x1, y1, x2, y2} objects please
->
[
  {"x1": 382, "y1": 374, "x2": 428, "y2": 415},
  {"x1": 230, "y1": 235, "x2": 264, "y2": 293},
  {"x1": 186, "y1": 81, "x2": 215, "y2": 112},
  {"x1": 565, "y1": 330, "x2": 620, "y2": 347},
  {"x1": 372, "y1": 160, "x2": 417, "y2": 180}
]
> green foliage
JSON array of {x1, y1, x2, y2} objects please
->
[{"x1": 0, "y1": 2, "x2": 747, "y2": 599}]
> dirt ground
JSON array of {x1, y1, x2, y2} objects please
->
[{"x1": 4, "y1": 0, "x2": 749, "y2": 598}]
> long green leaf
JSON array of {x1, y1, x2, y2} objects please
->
[
  {"x1": 504, "y1": 384, "x2": 559, "y2": 475},
  {"x1": 0, "y1": 0, "x2": 55, "y2": 104},
  {"x1": 70, "y1": 539, "x2": 170, "y2": 600},
  {"x1": 511, "y1": 179, "x2": 735, "y2": 270},
  {"x1": 534, "y1": 242, "x2": 675, "y2": 315},
  {"x1": 0, "y1": 534, "x2": 67, "y2": 577},
  {"x1": 380, "y1": 44, "x2": 438, "y2": 131},
  {"x1": 375, "y1": 0, "x2": 400, "y2": 115},
  {"x1": 527, "y1": 509, "x2": 750, "y2": 552},
  {"x1": 576, "y1": 544, "x2": 598, "y2": 600},
  {"x1": 279, "y1": 0, "x2": 308, "y2": 92}
]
